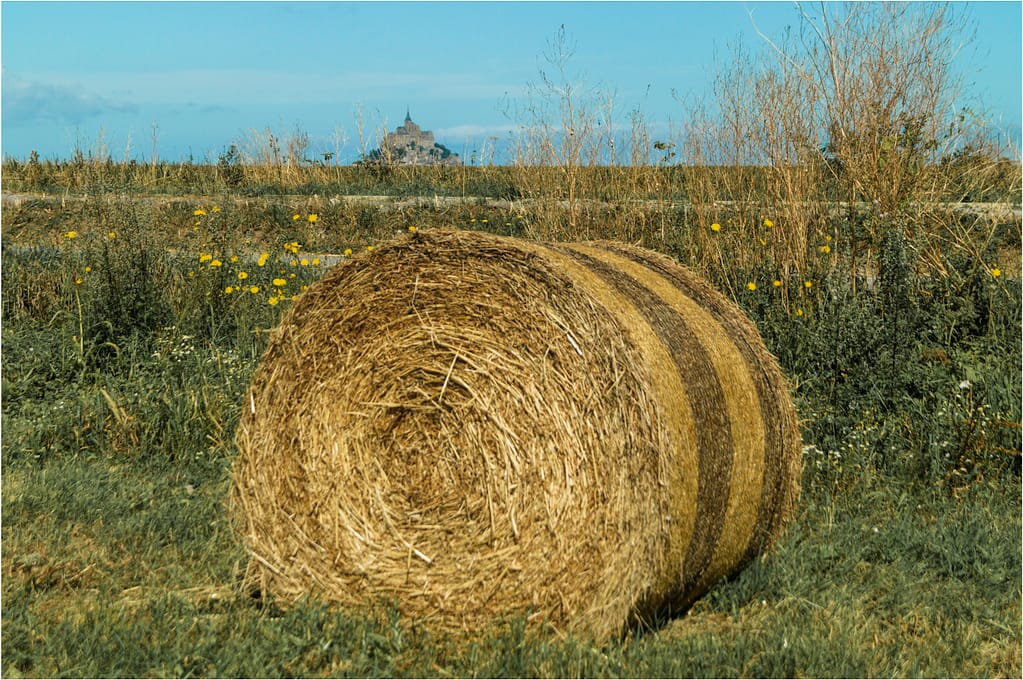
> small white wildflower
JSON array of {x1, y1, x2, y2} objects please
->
[{"x1": 959, "y1": 380, "x2": 972, "y2": 390}]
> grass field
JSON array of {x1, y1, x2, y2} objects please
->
[{"x1": 2, "y1": 175, "x2": 1021, "y2": 677}]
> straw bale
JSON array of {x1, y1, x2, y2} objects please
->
[{"x1": 229, "y1": 228, "x2": 801, "y2": 642}]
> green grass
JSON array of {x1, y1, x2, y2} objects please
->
[
  {"x1": 2, "y1": 191, "x2": 1020, "y2": 677},
  {"x1": 3, "y1": 445, "x2": 1018, "y2": 677}
]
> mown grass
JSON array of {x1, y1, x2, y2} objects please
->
[
  {"x1": 2, "y1": 190, "x2": 1020, "y2": 677},
  {"x1": 3, "y1": 438, "x2": 1018, "y2": 677}
]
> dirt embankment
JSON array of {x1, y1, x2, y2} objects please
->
[{"x1": 3, "y1": 191, "x2": 1021, "y2": 224}]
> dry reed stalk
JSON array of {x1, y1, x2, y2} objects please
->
[{"x1": 230, "y1": 228, "x2": 801, "y2": 642}]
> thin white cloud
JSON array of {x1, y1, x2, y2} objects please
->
[
  {"x1": 16, "y1": 69, "x2": 526, "y2": 107},
  {"x1": 435, "y1": 123, "x2": 518, "y2": 139},
  {"x1": 1, "y1": 75, "x2": 137, "y2": 126}
]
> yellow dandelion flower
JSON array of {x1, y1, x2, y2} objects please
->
[
  {"x1": 804, "y1": 280, "x2": 813, "y2": 289},
  {"x1": 773, "y1": 279, "x2": 781, "y2": 287},
  {"x1": 746, "y1": 282, "x2": 757, "y2": 291},
  {"x1": 763, "y1": 218, "x2": 774, "y2": 228},
  {"x1": 301, "y1": 285, "x2": 308, "y2": 291},
  {"x1": 292, "y1": 214, "x2": 301, "y2": 221},
  {"x1": 992, "y1": 267, "x2": 1002, "y2": 278},
  {"x1": 819, "y1": 245, "x2": 831, "y2": 254},
  {"x1": 224, "y1": 286, "x2": 234, "y2": 294},
  {"x1": 212, "y1": 205, "x2": 221, "y2": 213},
  {"x1": 367, "y1": 245, "x2": 374, "y2": 252},
  {"x1": 290, "y1": 259, "x2": 298, "y2": 267},
  {"x1": 249, "y1": 285, "x2": 259, "y2": 294},
  {"x1": 408, "y1": 225, "x2": 417, "y2": 233},
  {"x1": 194, "y1": 208, "x2": 206, "y2": 216},
  {"x1": 210, "y1": 259, "x2": 223, "y2": 268},
  {"x1": 289, "y1": 272, "x2": 296, "y2": 279},
  {"x1": 307, "y1": 214, "x2": 318, "y2": 223},
  {"x1": 75, "y1": 277, "x2": 83, "y2": 285},
  {"x1": 312, "y1": 257, "x2": 320, "y2": 266},
  {"x1": 795, "y1": 308, "x2": 804, "y2": 317},
  {"x1": 188, "y1": 271, "x2": 195, "y2": 278},
  {"x1": 238, "y1": 271, "x2": 248, "y2": 280},
  {"x1": 343, "y1": 248, "x2": 353, "y2": 257},
  {"x1": 257, "y1": 253, "x2": 269, "y2": 267},
  {"x1": 64, "y1": 230, "x2": 77, "y2": 239},
  {"x1": 108, "y1": 231, "x2": 117, "y2": 239},
  {"x1": 268, "y1": 296, "x2": 279, "y2": 306},
  {"x1": 84, "y1": 266, "x2": 92, "y2": 273},
  {"x1": 300, "y1": 258, "x2": 309, "y2": 266},
  {"x1": 711, "y1": 223, "x2": 721, "y2": 232},
  {"x1": 481, "y1": 218, "x2": 488, "y2": 224},
  {"x1": 272, "y1": 278, "x2": 287, "y2": 287},
  {"x1": 199, "y1": 253, "x2": 212, "y2": 263}
]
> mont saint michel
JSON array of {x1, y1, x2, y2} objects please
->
[{"x1": 363, "y1": 110, "x2": 462, "y2": 166}]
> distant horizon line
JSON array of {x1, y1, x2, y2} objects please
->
[{"x1": 3, "y1": 115, "x2": 1020, "y2": 166}]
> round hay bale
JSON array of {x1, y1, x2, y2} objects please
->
[{"x1": 229, "y1": 228, "x2": 801, "y2": 641}]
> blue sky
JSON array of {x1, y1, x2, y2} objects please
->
[{"x1": 2, "y1": 1, "x2": 1021, "y2": 163}]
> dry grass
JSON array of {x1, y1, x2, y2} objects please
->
[{"x1": 230, "y1": 228, "x2": 801, "y2": 642}]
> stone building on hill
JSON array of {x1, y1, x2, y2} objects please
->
[{"x1": 367, "y1": 109, "x2": 462, "y2": 166}]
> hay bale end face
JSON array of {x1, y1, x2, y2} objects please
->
[{"x1": 230, "y1": 228, "x2": 801, "y2": 641}]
